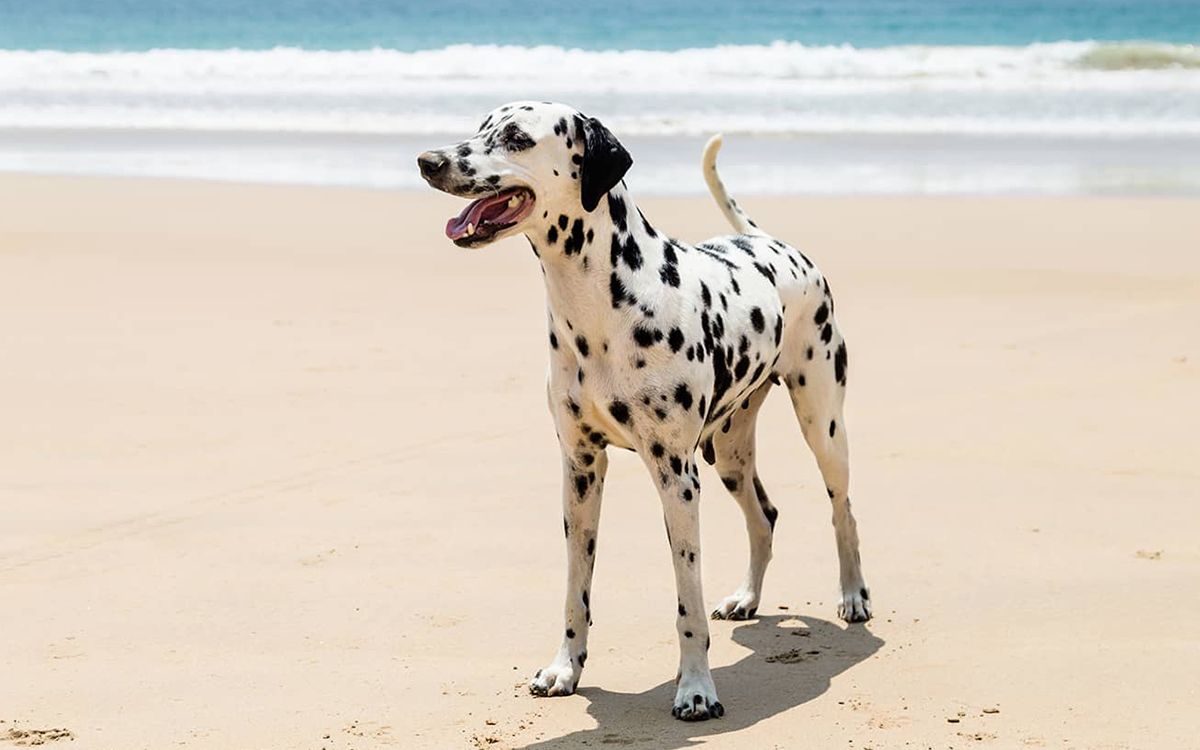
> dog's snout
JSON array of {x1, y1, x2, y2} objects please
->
[{"x1": 418, "y1": 151, "x2": 449, "y2": 179}]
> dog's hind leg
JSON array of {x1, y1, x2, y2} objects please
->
[
  {"x1": 784, "y1": 324, "x2": 871, "y2": 622},
  {"x1": 709, "y1": 382, "x2": 777, "y2": 621}
]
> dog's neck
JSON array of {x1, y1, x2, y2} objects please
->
[{"x1": 528, "y1": 182, "x2": 669, "y2": 339}]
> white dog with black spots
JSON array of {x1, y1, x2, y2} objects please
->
[{"x1": 418, "y1": 101, "x2": 870, "y2": 722}]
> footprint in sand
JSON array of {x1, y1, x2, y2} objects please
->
[{"x1": 2, "y1": 726, "x2": 75, "y2": 746}]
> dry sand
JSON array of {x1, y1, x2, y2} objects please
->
[{"x1": 1, "y1": 175, "x2": 1198, "y2": 749}]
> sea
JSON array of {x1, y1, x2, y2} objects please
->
[{"x1": 2, "y1": 0, "x2": 1199, "y2": 195}]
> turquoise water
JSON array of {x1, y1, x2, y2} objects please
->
[
  {"x1": 2, "y1": 0, "x2": 1199, "y2": 51},
  {"x1": 2, "y1": 0, "x2": 1199, "y2": 194}
]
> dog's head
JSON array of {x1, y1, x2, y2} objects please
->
[{"x1": 418, "y1": 101, "x2": 632, "y2": 248}]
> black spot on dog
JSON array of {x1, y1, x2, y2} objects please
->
[
  {"x1": 651, "y1": 442, "x2": 665, "y2": 458},
  {"x1": 607, "y1": 193, "x2": 628, "y2": 232},
  {"x1": 669, "y1": 456, "x2": 683, "y2": 475},
  {"x1": 668, "y1": 327, "x2": 684, "y2": 352},
  {"x1": 633, "y1": 326, "x2": 656, "y2": 347},
  {"x1": 576, "y1": 335, "x2": 589, "y2": 357},
  {"x1": 753, "y1": 262, "x2": 776, "y2": 284},
  {"x1": 711, "y1": 348, "x2": 733, "y2": 413},
  {"x1": 663, "y1": 239, "x2": 681, "y2": 263},
  {"x1": 564, "y1": 218, "x2": 586, "y2": 255},
  {"x1": 763, "y1": 504, "x2": 779, "y2": 531},
  {"x1": 721, "y1": 476, "x2": 739, "y2": 491},
  {"x1": 660, "y1": 262, "x2": 681, "y2": 287},
  {"x1": 609, "y1": 400, "x2": 630, "y2": 424},
  {"x1": 753, "y1": 476, "x2": 769, "y2": 508},
  {"x1": 750, "y1": 307, "x2": 765, "y2": 333},
  {"x1": 829, "y1": 419, "x2": 837, "y2": 437},
  {"x1": 814, "y1": 302, "x2": 829, "y2": 325},
  {"x1": 610, "y1": 272, "x2": 630, "y2": 309},
  {"x1": 821, "y1": 323, "x2": 833, "y2": 344},
  {"x1": 834, "y1": 341, "x2": 848, "y2": 385},
  {"x1": 734, "y1": 356, "x2": 750, "y2": 380},
  {"x1": 547, "y1": 226, "x2": 558, "y2": 244},
  {"x1": 549, "y1": 331, "x2": 558, "y2": 349},
  {"x1": 674, "y1": 383, "x2": 693, "y2": 410},
  {"x1": 611, "y1": 233, "x2": 642, "y2": 269}
]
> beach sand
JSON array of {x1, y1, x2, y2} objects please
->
[{"x1": 1, "y1": 175, "x2": 1197, "y2": 749}]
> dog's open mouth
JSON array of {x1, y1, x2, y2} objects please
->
[{"x1": 446, "y1": 187, "x2": 536, "y2": 246}]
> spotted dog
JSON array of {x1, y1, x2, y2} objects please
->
[{"x1": 417, "y1": 102, "x2": 870, "y2": 722}]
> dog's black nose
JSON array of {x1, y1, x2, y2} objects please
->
[{"x1": 418, "y1": 151, "x2": 449, "y2": 179}]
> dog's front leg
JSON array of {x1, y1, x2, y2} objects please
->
[
  {"x1": 530, "y1": 433, "x2": 608, "y2": 697},
  {"x1": 648, "y1": 449, "x2": 723, "y2": 721}
]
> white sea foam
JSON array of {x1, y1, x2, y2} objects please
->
[
  {"x1": 1, "y1": 41, "x2": 1199, "y2": 136},
  {"x1": 3, "y1": 41, "x2": 1199, "y2": 194}
]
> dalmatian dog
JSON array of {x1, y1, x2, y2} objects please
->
[{"x1": 417, "y1": 102, "x2": 870, "y2": 722}]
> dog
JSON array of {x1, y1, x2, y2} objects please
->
[{"x1": 418, "y1": 102, "x2": 870, "y2": 721}]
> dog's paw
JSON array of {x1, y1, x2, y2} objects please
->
[
  {"x1": 711, "y1": 590, "x2": 759, "y2": 621},
  {"x1": 671, "y1": 673, "x2": 724, "y2": 721},
  {"x1": 838, "y1": 585, "x2": 872, "y2": 623},
  {"x1": 529, "y1": 659, "x2": 578, "y2": 697}
]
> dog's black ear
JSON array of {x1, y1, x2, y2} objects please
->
[{"x1": 578, "y1": 116, "x2": 632, "y2": 212}]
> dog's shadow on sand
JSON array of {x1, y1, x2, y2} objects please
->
[{"x1": 518, "y1": 614, "x2": 883, "y2": 749}]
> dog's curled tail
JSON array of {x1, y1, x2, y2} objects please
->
[{"x1": 703, "y1": 134, "x2": 765, "y2": 236}]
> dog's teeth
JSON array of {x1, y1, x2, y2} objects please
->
[
  {"x1": 466, "y1": 222, "x2": 475, "y2": 236},
  {"x1": 508, "y1": 195, "x2": 520, "y2": 208}
]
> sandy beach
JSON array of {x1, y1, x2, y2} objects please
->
[{"x1": 2, "y1": 174, "x2": 1198, "y2": 749}]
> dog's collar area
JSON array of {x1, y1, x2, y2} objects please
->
[{"x1": 446, "y1": 187, "x2": 535, "y2": 244}]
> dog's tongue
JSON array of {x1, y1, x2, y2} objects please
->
[{"x1": 446, "y1": 192, "x2": 515, "y2": 240}]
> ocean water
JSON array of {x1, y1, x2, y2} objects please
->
[{"x1": 1, "y1": 0, "x2": 1199, "y2": 194}]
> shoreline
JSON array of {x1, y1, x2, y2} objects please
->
[{"x1": 4, "y1": 129, "x2": 1200, "y2": 197}]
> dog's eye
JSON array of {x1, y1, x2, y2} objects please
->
[{"x1": 500, "y1": 124, "x2": 536, "y2": 152}]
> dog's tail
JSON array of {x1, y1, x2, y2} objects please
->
[{"x1": 703, "y1": 134, "x2": 765, "y2": 236}]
